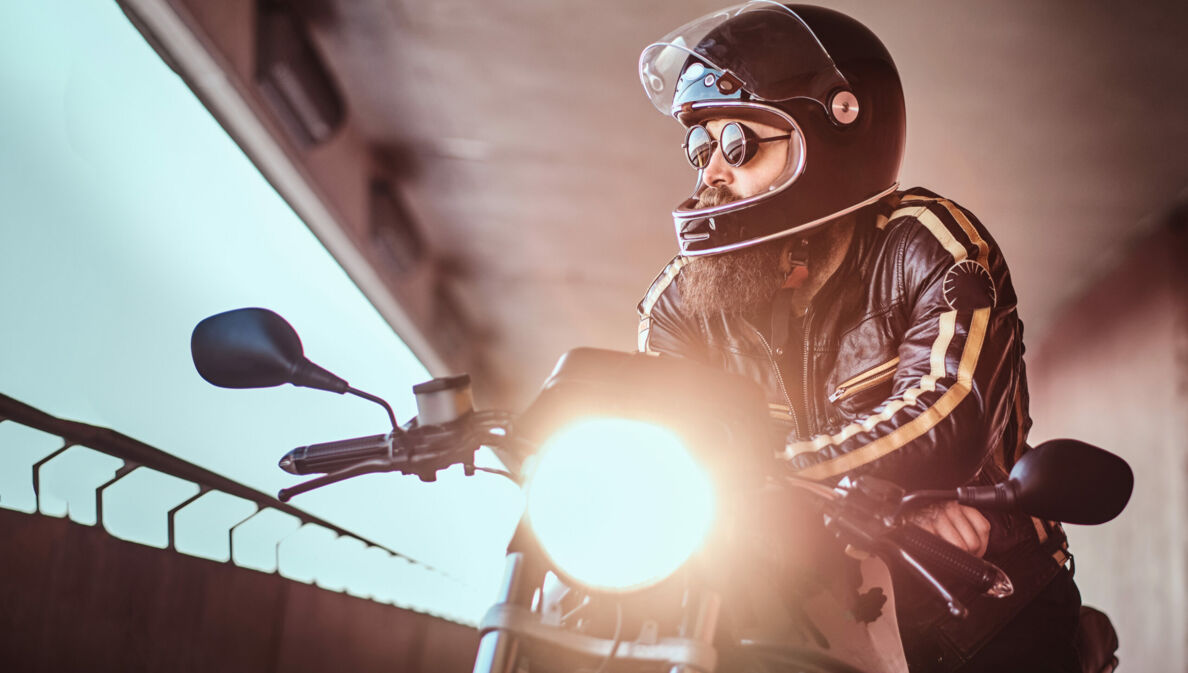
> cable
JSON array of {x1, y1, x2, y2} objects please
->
[
  {"x1": 590, "y1": 601, "x2": 623, "y2": 673},
  {"x1": 345, "y1": 387, "x2": 403, "y2": 435},
  {"x1": 471, "y1": 465, "x2": 517, "y2": 482}
]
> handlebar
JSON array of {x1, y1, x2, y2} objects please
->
[
  {"x1": 279, "y1": 433, "x2": 394, "y2": 475},
  {"x1": 278, "y1": 416, "x2": 1017, "y2": 616},
  {"x1": 782, "y1": 474, "x2": 1012, "y2": 618},
  {"x1": 274, "y1": 410, "x2": 521, "y2": 501},
  {"x1": 887, "y1": 524, "x2": 1013, "y2": 597}
]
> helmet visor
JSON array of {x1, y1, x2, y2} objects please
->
[{"x1": 640, "y1": 1, "x2": 849, "y2": 117}]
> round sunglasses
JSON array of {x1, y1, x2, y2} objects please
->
[{"x1": 683, "y1": 122, "x2": 792, "y2": 170}]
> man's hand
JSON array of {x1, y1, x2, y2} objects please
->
[{"x1": 908, "y1": 501, "x2": 991, "y2": 558}]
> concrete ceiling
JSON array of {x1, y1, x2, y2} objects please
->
[{"x1": 291, "y1": 0, "x2": 1187, "y2": 406}]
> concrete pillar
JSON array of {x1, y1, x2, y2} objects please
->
[{"x1": 1027, "y1": 208, "x2": 1187, "y2": 672}]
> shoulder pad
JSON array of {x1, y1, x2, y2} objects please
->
[
  {"x1": 637, "y1": 256, "x2": 689, "y2": 319},
  {"x1": 888, "y1": 188, "x2": 995, "y2": 277}
]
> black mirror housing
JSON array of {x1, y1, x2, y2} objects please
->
[
  {"x1": 191, "y1": 307, "x2": 348, "y2": 393},
  {"x1": 1011, "y1": 439, "x2": 1133, "y2": 525}
]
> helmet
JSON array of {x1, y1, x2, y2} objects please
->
[{"x1": 639, "y1": 2, "x2": 906, "y2": 256}]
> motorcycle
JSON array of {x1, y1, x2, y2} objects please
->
[{"x1": 191, "y1": 307, "x2": 1133, "y2": 673}]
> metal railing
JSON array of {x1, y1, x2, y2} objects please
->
[{"x1": 0, "y1": 391, "x2": 473, "y2": 621}]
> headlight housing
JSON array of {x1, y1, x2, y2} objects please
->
[
  {"x1": 514, "y1": 348, "x2": 776, "y2": 593},
  {"x1": 525, "y1": 418, "x2": 716, "y2": 593}
]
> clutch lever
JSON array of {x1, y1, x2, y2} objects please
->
[{"x1": 278, "y1": 456, "x2": 397, "y2": 502}]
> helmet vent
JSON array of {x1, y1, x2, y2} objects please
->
[
  {"x1": 717, "y1": 73, "x2": 742, "y2": 94},
  {"x1": 830, "y1": 90, "x2": 860, "y2": 125}
]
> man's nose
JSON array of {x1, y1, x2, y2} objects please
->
[{"x1": 701, "y1": 145, "x2": 733, "y2": 189}]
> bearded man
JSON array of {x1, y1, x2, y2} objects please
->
[{"x1": 635, "y1": 4, "x2": 1082, "y2": 672}]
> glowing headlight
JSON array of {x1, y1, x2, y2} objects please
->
[{"x1": 525, "y1": 418, "x2": 717, "y2": 593}]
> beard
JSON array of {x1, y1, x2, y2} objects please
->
[{"x1": 677, "y1": 186, "x2": 786, "y2": 317}]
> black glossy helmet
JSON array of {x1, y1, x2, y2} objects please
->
[{"x1": 639, "y1": 2, "x2": 906, "y2": 256}]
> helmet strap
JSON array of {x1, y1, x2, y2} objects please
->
[{"x1": 781, "y1": 238, "x2": 811, "y2": 289}]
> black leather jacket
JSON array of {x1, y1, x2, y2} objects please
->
[{"x1": 637, "y1": 187, "x2": 1070, "y2": 669}]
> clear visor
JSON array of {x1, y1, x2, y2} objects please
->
[{"x1": 639, "y1": 1, "x2": 849, "y2": 116}]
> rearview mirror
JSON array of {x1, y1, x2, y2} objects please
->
[
  {"x1": 191, "y1": 308, "x2": 348, "y2": 393},
  {"x1": 1011, "y1": 439, "x2": 1133, "y2": 525}
]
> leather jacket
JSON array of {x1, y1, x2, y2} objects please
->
[{"x1": 637, "y1": 187, "x2": 1071, "y2": 670}]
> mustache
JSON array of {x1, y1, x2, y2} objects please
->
[{"x1": 696, "y1": 185, "x2": 738, "y2": 209}]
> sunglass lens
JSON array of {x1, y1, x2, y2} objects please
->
[
  {"x1": 685, "y1": 126, "x2": 713, "y2": 169},
  {"x1": 720, "y1": 123, "x2": 748, "y2": 166}
]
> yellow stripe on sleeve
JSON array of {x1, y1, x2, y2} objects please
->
[
  {"x1": 899, "y1": 195, "x2": 990, "y2": 272},
  {"x1": 637, "y1": 256, "x2": 690, "y2": 354},
  {"x1": 787, "y1": 307, "x2": 991, "y2": 479},
  {"x1": 639, "y1": 257, "x2": 689, "y2": 317},
  {"x1": 913, "y1": 208, "x2": 970, "y2": 265},
  {"x1": 904, "y1": 310, "x2": 958, "y2": 405},
  {"x1": 937, "y1": 200, "x2": 990, "y2": 270},
  {"x1": 784, "y1": 309, "x2": 959, "y2": 456}
]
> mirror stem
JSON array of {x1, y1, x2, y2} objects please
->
[
  {"x1": 347, "y1": 387, "x2": 401, "y2": 434},
  {"x1": 896, "y1": 489, "x2": 958, "y2": 516}
]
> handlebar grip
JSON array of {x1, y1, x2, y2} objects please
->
[
  {"x1": 279, "y1": 433, "x2": 393, "y2": 475},
  {"x1": 887, "y1": 525, "x2": 1013, "y2": 597}
]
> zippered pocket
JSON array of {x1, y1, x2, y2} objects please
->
[{"x1": 828, "y1": 357, "x2": 899, "y2": 403}]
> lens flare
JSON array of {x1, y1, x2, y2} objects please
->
[{"x1": 525, "y1": 418, "x2": 717, "y2": 593}]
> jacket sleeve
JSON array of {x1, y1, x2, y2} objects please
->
[
  {"x1": 636, "y1": 257, "x2": 710, "y2": 361},
  {"x1": 781, "y1": 196, "x2": 1024, "y2": 490}
]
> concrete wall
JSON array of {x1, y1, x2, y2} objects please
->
[
  {"x1": 0, "y1": 509, "x2": 480, "y2": 672},
  {"x1": 1027, "y1": 210, "x2": 1187, "y2": 672},
  {"x1": 121, "y1": 0, "x2": 484, "y2": 383}
]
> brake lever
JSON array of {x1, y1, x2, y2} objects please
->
[
  {"x1": 824, "y1": 508, "x2": 971, "y2": 619},
  {"x1": 883, "y1": 543, "x2": 969, "y2": 619},
  {"x1": 787, "y1": 474, "x2": 1002, "y2": 619},
  {"x1": 278, "y1": 456, "x2": 397, "y2": 502}
]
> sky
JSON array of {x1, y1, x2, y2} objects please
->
[{"x1": 0, "y1": 0, "x2": 523, "y2": 625}]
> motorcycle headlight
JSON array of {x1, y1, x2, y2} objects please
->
[{"x1": 524, "y1": 417, "x2": 717, "y2": 593}]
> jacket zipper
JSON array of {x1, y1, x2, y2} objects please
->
[
  {"x1": 828, "y1": 359, "x2": 899, "y2": 403},
  {"x1": 802, "y1": 309, "x2": 814, "y2": 437},
  {"x1": 752, "y1": 327, "x2": 801, "y2": 439}
]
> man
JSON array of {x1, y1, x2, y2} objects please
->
[{"x1": 635, "y1": 4, "x2": 1080, "y2": 671}]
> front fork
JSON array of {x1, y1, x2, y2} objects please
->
[
  {"x1": 474, "y1": 552, "x2": 724, "y2": 673},
  {"x1": 670, "y1": 591, "x2": 721, "y2": 673},
  {"x1": 472, "y1": 553, "x2": 531, "y2": 673}
]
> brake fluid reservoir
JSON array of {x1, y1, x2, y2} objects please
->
[{"x1": 412, "y1": 374, "x2": 473, "y2": 425}]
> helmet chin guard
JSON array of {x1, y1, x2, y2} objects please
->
[
  {"x1": 641, "y1": 2, "x2": 907, "y2": 256},
  {"x1": 675, "y1": 183, "x2": 900, "y2": 256}
]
